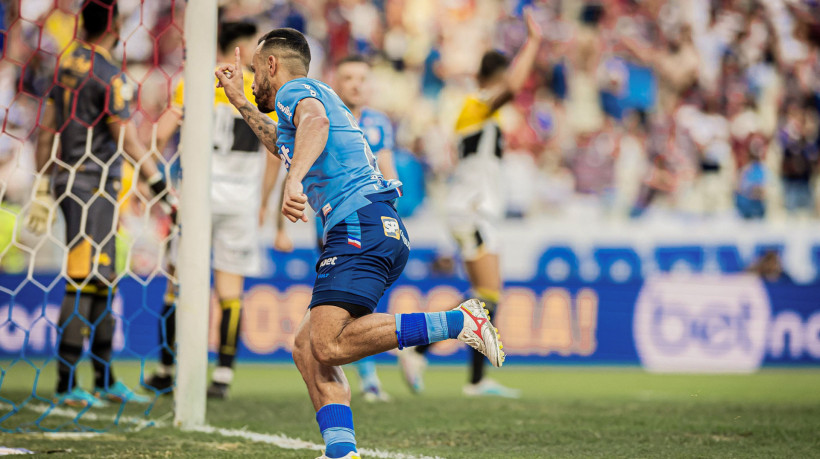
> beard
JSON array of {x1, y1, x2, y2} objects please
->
[{"x1": 255, "y1": 78, "x2": 275, "y2": 113}]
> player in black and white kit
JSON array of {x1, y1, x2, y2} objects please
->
[{"x1": 143, "y1": 21, "x2": 282, "y2": 399}]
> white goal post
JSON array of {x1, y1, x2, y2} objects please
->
[{"x1": 174, "y1": 0, "x2": 218, "y2": 430}]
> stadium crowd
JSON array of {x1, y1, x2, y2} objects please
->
[{"x1": 1, "y1": 0, "x2": 820, "y2": 265}]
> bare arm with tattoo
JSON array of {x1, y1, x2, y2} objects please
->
[
  {"x1": 215, "y1": 47, "x2": 279, "y2": 152},
  {"x1": 236, "y1": 101, "x2": 279, "y2": 153}
]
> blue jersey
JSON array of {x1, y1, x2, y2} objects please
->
[
  {"x1": 359, "y1": 107, "x2": 394, "y2": 155},
  {"x1": 314, "y1": 106, "x2": 395, "y2": 244},
  {"x1": 275, "y1": 78, "x2": 402, "y2": 240}
]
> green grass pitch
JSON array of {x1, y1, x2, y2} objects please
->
[{"x1": 1, "y1": 362, "x2": 819, "y2": 458}]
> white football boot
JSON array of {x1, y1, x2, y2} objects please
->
[{"x1": 454, "y1": 299, "x2": 505, "y2": 367}]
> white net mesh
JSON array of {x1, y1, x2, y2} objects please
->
[{"x1": 0, "y1": 0, "x2": 184, "y2": 431}]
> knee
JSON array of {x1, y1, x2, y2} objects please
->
[
  {"x1": 292, "y1": 332, "x2": 311, "y2": 370},
  {"x1": 310, "y1": 334, "x2": 344, "y2": 367}
]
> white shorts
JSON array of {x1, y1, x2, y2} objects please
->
[
  {"x1": 168, "y1": 212, "x2": 262, "y2": 277},
  {"x1": 211, "y1": 213, "x2": 262, "y2": 277},
  {"x1": 446, "y1": 156, "x2": 503, "y2": 261}
]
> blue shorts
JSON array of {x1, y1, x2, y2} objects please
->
[{"x1": 310, "y1": 201, "x2": 410, "y2": 316}]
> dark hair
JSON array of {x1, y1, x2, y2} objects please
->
[
  {"x1": 82, "y1": 0, "x2": 119, "y2": 39},
  {"x1": 257, "y1": 28, "x2": 311, "y2": 74},
  {"x1": 218, "y1": 21, "x2": 258, "y2": 54},
  {"x1": 336, "y1": 54, "x2": 370, "y2": 68},
  {"x1": 478, "y1": 50, "x2": 509, "y2": 83}
]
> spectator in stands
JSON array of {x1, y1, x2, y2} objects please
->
[
  {"x1": 747, "y1": 249, "x2": 793, "y2": 283},
  {"x1": 735, "y1": 135, "x2": 769, "y2": 220},
  {"x1": 779, "y1": 99, "x2": 819, "y2": 215}
]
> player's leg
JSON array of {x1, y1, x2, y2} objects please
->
[
  {"x1": 464, "y1": 251, "x2": 500, "y2": 383},
  {"x1": 292, "y1": 310, "x2": 357, "y2": 458},
  {"x1": 354, "y1": 357, "x2": 389, "y2": 402},
  {"x1": 302, "y1": 296, "x2": 500, "y2": 459},
  {"x1": 53, "y1": 183, "x2": 106, "y2": 407},
  {"x1": 399, "y1": 176, "x2": 482, "y2": 390},
  {"x1": 208, "y1": 212, "x2": 259, "y2": 399},
  {"x1": 144, "y1": 269, "x2": 176, "y2": 393},
  {"x1": 296, "y1": 202, "x2": 503, "y2": 457},
  {"x1": 210, "y1": 268, "x2": 244, "y2": 398},
  {"x1": 458, "y1": 215, "x2": 518, "y2": 397},
  {"x1": 84, "y1": 182, "x2": 149, "y2": 403},
  {"x1": 89, "y1": 290, "x2": 148, "y2": 403},
  {"x1": 461, "y1": 251, "x2": 519, "y2": 398},
  {"x1": 55, "y1": 286, "x2": 104, "y2": 407},
  {"x1": 402, "y1": 253, "x2": 501, "y2": 394},
  {"x1": 318, "y1": 209, "x2": 389, "y2": 402}
]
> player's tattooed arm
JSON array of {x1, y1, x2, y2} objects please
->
[
  {"x1": 237, "y1": 101, "x2": 279, "y2": 153},
  {"x1": 215, "y1": 46, "x2": 279, "y2": 154}
]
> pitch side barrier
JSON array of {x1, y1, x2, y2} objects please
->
[{"x1": 2, "y1": 246, "x2": 819, "y2": 372}]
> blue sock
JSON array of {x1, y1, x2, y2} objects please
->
[
  {"x1": 316, "y1": 404, "x2": 356, "y2": 458},
  {"x1": 395, "y1": 310, "x2": 463, "y2": 349}
]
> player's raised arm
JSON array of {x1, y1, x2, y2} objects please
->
[
  {"x1": 486, "y1": 8, "x2": 542, "y2": 113},
  {"x1": 281, "y1": 97, "x2": 329, "y2": 223},
  {"x1": 216, "y1": 47, "x2": 279, "y2": 154}
]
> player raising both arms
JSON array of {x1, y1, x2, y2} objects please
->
[
  {"x1": 215, "y1": 28, "x2": 504, "y2": 459},
  {"x1": 142, "y1": 21, "x2": 283, "y2": 399},
  {"x1": 25, "y1": 0, "x2": 172, "y2": 407},
  {"x1": 399, "y1": 10, "x2": 542, "y2": 398}
]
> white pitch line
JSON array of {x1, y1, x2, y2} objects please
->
[
  {"x1": 40, "y1": 432, "x2": 102, "y2": 439},
  {"x1": 18, "y1": 403, "x2": 164, "y2": 430},
  {"x1": 190, "y1": 425, "x2": 443, "y2": 459},
  {"x1": 7, "y1": 403, "x2": 442, "y2": 459}
]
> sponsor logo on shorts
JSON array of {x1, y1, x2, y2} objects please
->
[
  {"x1": 382, "y1": 217, "x2": 400, "y2": 240},
  {"x1": 322, "y1": 204, "x2": 332, "y2": 216},
  {"x1": 319, "y1": 257, "x2": 337, "y2": 268}
]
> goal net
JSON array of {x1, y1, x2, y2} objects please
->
[{"x1": 0, "y1": 0, "x2": 215, "y2": 431}]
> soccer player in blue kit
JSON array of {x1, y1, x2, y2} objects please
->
[{"x1": 215, "y1": 28, "x2": 504, "y2": 459}]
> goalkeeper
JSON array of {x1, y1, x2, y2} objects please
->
[{"x1": 25, "y1": 0, "x2": 174, "y2": 407}]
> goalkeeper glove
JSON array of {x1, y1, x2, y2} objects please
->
[
  {"x1": 24, "y1": 176, "x2": 56, "y2": 235},
  {"x1": 147, "y1": 173, "x2": 178, "y2": 223}
]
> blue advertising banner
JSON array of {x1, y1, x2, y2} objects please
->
[{"x1": 2, "y1": 250, "x2": 818, "y2": 371}]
